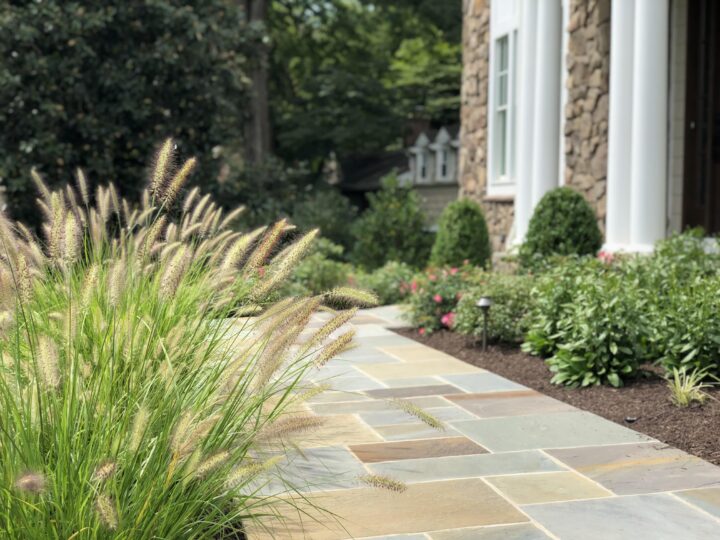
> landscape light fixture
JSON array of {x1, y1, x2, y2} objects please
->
[{"x1": 476, "y1": 296, "x2": 493, "y2": 352}]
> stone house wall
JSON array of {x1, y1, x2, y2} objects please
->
[
  {"x1": 460, "y1": 0, "x2": 612, "y2": 251},
  {"x1": 563, "y1": 0, "x2": 611, "y2": 234},
  {"x1": 459, "y1": 0, "x2": 514, "y2": 253}
]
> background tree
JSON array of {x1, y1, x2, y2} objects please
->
[
  {"x1": 268, "y1": 0, "x2": 461, "y2": 174},
  {"x1": 0, "y1": 1, "x2": 258, "y2": 222}
]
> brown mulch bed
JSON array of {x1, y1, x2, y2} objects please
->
[{"x1": 397, "y1": 328, "x2": 720, "y2": 467}]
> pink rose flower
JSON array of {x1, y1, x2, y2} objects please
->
[
  {"x1": 410, "y1": 280, "x2": 418, "y2": 292},
  {"x1": 598, "y1": 250, "x2": 614, "y2": 264},
  {"x1": 440, "y1": 312, "x2": 456, "y2": 327},
  {"x1": 449, "y1": 267, "x2": 459, "y2": 275},
  {"x1": 428, "y1": 274, "x2": 437, "y2": 282},
  {"x1": 418, "y1": 327, "x2": 426, "y2": 336},
  {"x1": 433, "y1": 294, "x2": 443, "y2": 303}
]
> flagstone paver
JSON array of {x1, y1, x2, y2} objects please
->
[
  {"x1": 250, "y1": 307, "x2": 720, "y2": 539},
  {"x1": 349, "y1": 436, "x2": 487, "y2": 463}
]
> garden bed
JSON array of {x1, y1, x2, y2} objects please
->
[{"x1": 398, "y1": 328, "x2": 720, "y2": 467}]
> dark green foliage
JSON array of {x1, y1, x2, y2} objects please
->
[
  {"x1": 544, "y1": 266, "x2": 651, "y2": 387},
  {"x1": 269, "y1": 0, "x2": 461, "y2": 171},
  {"x1": 523, "y1": 231, "x2": 720, "y2": 386},
  {"x1": 213, "y1": 156, "x2": 314, "y2": 229},
  {"x1": 0, "y1": 1, "x2": 255, "y2": 222},
  {"x1": 522, "y1": 257, "x2": 602, "y2": 357},
  {"x1": 291, "y1": 189, "x2": 358, "y2": 250},
  {"x1": 285, "y1": 238, "x2": 352, "y2": 296},
  {"x1": 454, "y1": 274, "x2": 533, "y2": 344},
  {"x1": 520, "y1": 187, "x2": 602, "y2": 268},
  {"x1": 354, "y1": 261, "x2": 417, "y2": 306},
  {"x1": 351, "y1": 175, "x2": 432, "y2": 270},
  {"x1": 430, "y1": 199, "x2": 491, "y2": 268}
]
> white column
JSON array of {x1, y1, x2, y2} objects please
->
[
  {"x1": 629, "y1": 0, "x2": 669, "y2": 250},
  {"x1": 514, "y1": 0, "x2": 538, "y2": 244},
  {"x1": 605, "y1": 0, "x2": 635, "y2": 250},
  {"x1": 530, "y1": 0, "x2": 563, "y2": 207}
]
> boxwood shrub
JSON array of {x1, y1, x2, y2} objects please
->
[
  {"x1": 430, "y1": 199, "x2": 491, "y2": 268},
  {"x1": 520, "y1": 187, "x2": 602, "y2": 269}
]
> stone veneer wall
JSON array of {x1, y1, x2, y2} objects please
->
[
  {"x1": 563, "y1": 0, "x2": 611, "y2": 234},
  {"x1": 459, "y1": 0, "x2": 514, "y2": 253}
]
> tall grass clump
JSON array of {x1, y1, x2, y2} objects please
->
[{"x1": 0, "y1": 140, "x2": 372, "y2": 538}]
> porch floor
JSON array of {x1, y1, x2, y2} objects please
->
[{"x1": 250, "y1": 306, "x2": 720, "y2": 539}]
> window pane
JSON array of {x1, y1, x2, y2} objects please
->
[
  {"x1": 498, "y1": 36, "x2": 508, "y2": 71},
  {"x1": 497, "y1": 73, "x2": 507, "y2": 106},
  {"x1": 497, "y1": 110, "x2": 507, "y2": 176}
]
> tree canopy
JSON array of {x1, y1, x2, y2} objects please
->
[
  {"x1": 268, "y1": 0, "x2": 461, "y2": 172},
  {"x1": 0, "y1": 1, "x2": 257, "y2": 221}
]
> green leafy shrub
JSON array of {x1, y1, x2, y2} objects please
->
[
  {"x1": 522, "y1": 257, "x2": 603, "y2": 357},
  {"x1": 520, "y1": 187, "x2": 602, "y2": 268},
  {"x1": 0, "y1": 142, "x2": 370, "y2": 537},
  {"x1": 430, "y1": 199, "x2": 491, "y2": 268},
  {"x1": 354, "y1": 261, "x2": 417, "y2": 305},
  {"x1": 292, "y1": 188, "x2": 358, "y2": 249},
  {"x1": 287, "y1": 238, "x2": 353, "y2": 296},
  {"x1": 351, "y1": 175, "x2": 432, "y2": 270},
  {"x1": 405, "y1": 264, "x2": 483, "y2": 333},
  {"x1": 454, "y1": 273, "x2": 533, "y2": 343},
  {"x1": 544, "y1": 267, "x2": 652, "y2": 387},
  {"x1": 0, "y1": 1, "x2": 257, "y2": 224},
  {"x1": 652, "y1": 276, "x2": 720, "y2": 375}
]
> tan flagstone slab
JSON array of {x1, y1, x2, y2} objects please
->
[
  {"x1": 350, "y1": 314, "x2": 389, "y2": 325},
  {"x1": 447, "y1": 390, "x2": 575, "y2": 418},
  {"x1": 248, "y1": 478, "x2": 528, "y2": 539},
  {"x1": 307, "y1": 391, "x2": 371, "y2": 403},
  {"x1": 296, "y1": 414, "x2": 383, "y2": 448},
  {"x1": 379, "y1": 345, "x2": 472, "y2": 364},
  {"x1": 548, "y1": 442, "x2": 720, "y2": 495},
  {"x1": 365, "y1": 384, "x2": 463, "y2": 399},
  {"x1": 310, "y1": 396, "x2": 448, "y2": 416},
  {"x1": 350, "y1": 436, "x2": 487, "y2": 463},
  {"x1": 374, "y1": 423, "x2": 459, "y2": 441},
  {"x1": 358, "y1": 359, "x2": 479, "y2": 380},
  {"x1": 486, "y1": 471, "x2": 612, "y2": 505},
  {"x1": 674, "y1": 487, "x2": 720, "y2": 519}
]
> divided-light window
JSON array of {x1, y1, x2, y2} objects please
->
[{"x1": 494, "y1": 34, "x2": 512, "y2": 182}]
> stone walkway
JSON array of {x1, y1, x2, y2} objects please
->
[{"x1": 251, "y1": 306, "x2": 720, "y2": 539}]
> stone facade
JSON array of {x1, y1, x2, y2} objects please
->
[
  {"x1": 563, "y1": 0, "x2": 611, "y2": 234},
  {"x1": 460, "y1": 0, "x2": 612, "y2": 252},
  {"x1": 459, "y1": 0, "x2": 514, "y2": 253}
]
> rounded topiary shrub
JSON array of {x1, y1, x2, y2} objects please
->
[
  {"x1": 520, "y1": 187, "x2": 602, "y2": 268},
  {"x1": 430, "y1": 199, "x2": 491, "y2": 268}
]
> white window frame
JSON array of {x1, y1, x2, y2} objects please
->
[{"x1": 487, "y1": 1, "x2": 519, "y2": 197}]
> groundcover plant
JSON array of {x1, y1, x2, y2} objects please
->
[{"x1": 0, "y1": 140, "x2": 369, "y2": 538}]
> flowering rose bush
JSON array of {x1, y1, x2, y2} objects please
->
[{"x1": 404, "y1": 263, "x2": 482, "y2": 333}]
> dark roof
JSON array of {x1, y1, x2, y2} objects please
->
[
  {"x1": 339, "y1": 151, "x2": 408, "y2": 192},
  {"x1": 446, "y1": 124, "x2": 460, "y2": 139}
]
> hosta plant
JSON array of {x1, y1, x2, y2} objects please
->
[{"x1": 0, "y1": 140, "x2": 374, "y2": 538}]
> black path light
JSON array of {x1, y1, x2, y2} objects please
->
[{"x1": 476, "y1": 296, "x2": 493, "y2": 352}]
